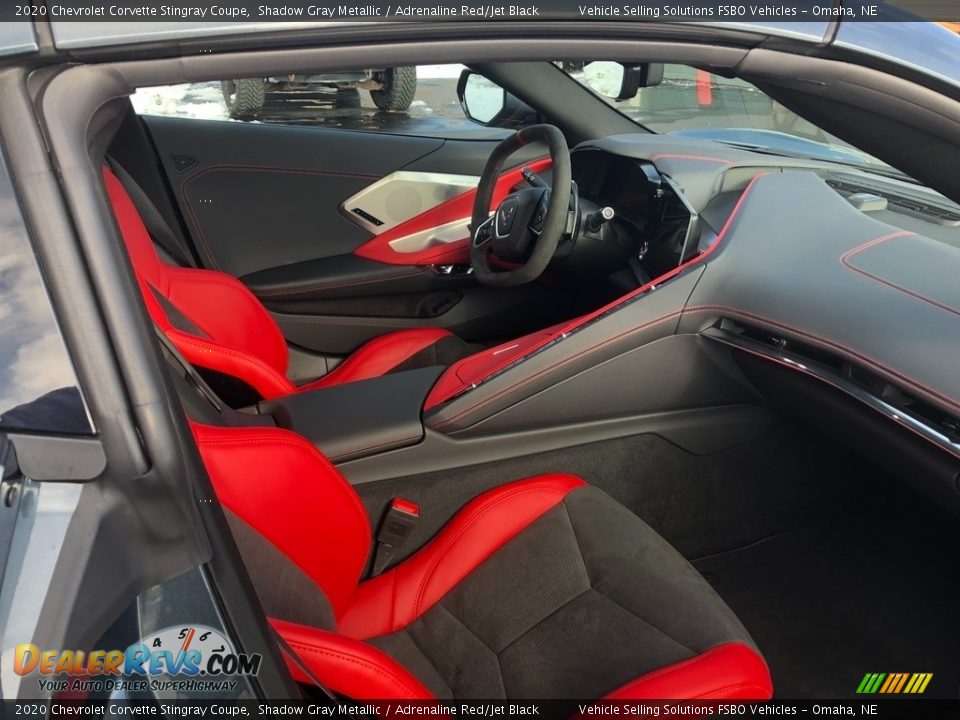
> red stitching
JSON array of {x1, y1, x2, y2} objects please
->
[
  {"x1": 604, "y1": 643, "x2": 767, "y2": 699},
  {"x1": 429, "y1": 173, "x2": 769, "y2": 414},
  {"x1": 683, "y1": 304, "x2": 960, "y2": 413},
  {"x1": 427, "y1": 173, "x2": 769, "y2": 411},
  {"x1": 169, "y1": 267, "x2": 267, "y2": 307},
  {"x1": 253, "y1": 268, "x2": 425, "y2": 298},
  {"x1": 285, "y1": 640, "x2": 422, "y2": 698},
  {"x1": 411, "y1": 483, "x2": 577, "y2": 617},
  {"x1": 614, "y1": 644, "x2": 729, "y2": 688},
  {"x1": 328, "y1": 433, "x2": 424, "y2": 462},
  {"x1": 431, "y1": 311, "x2": 683, "y2": 429},
  {"x1": 166, "y1": 268, "x2": 288, "y2": 353},
  {"x1": 181, "y1": 164, "x2": 380, "y2": 270},
  {"x1": 435, "y1": 297, "x2": 960, "y2": 430},
  {"x1": 305, "y1": 330, "x2": 448, "y2": 388},
  {"x1": 840, "y1": 231, "x2": 960, "y2": 318},
  {"x1": 172, "y1": 332, "x2": 293, "y2": 397}
]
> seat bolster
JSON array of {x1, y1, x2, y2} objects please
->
[
  {"x1": 192, "y1": 423, "x2": 371, "y2": 616},
  {"x1": 301, "y1": 328, "x2": 453, "y2": 390},
  {"x1": 271, "y1": 619, "x2": 436, "y2": 700},
  {"x1": 167, "y1": 266, "x2": 290, "y2": 374},
  {"x1": 600, "y1": 642, "x2": 773, "y2": 700},
  {"x1": 168, "y1": 328, "x2": 296, "y2": 400},
  {"x1": 339, "y1": 474, "x2": 587, "y2": 639}
]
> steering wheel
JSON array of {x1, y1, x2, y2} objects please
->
[{"x1": 470, "y1": 124, "x2": 572, "y2": 287}]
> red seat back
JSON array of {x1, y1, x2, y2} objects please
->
[{"x1": 102, "y1": 166, "x2": 290, "y2": 380}]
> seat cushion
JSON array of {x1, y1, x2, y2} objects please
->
[
  {"x1": 193, "y1": 417, "x2": 770, "y2": 700},
  {"x1": 273, "y1": 475, "x2": 771, "y2": 701},
  {"x1": 359, "y1": 484, "x2": 769, "y2": 699}
]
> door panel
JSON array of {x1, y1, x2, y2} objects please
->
[
  {"x1": 145, "y1": 115, "x2": 547, "y2": 276},
  {"x1": 145, "y1": 116, "x2": 445, "y2": 275},
  {"x1": 142, "y1": 115, "x2": 564, "y2": 349},
  {"x1": 242, "y1": 254, "x2": 452, "y2": 300},
  {"x1": 352, "y1": 156, "x2": 552, "y2": 266},
  {"x1": 341, "y1": 170, "x2": 480, "y2": 235}
]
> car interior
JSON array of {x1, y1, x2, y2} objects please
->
[{"x1": 10, "y1": 39, "x2": 960, "y2": 701}]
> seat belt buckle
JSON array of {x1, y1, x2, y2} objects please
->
[{"x1": 372, "y1": 498, "x2": 420, "y2": 575}]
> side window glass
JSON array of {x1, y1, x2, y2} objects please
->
[
  {"x1": 133, "y1": 64, "x2": 506, "y2": 139},
  {"x1": 0, "y1": 145, "x2": 92, "y2": 435}
]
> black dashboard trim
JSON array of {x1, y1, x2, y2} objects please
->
[{"x1": 703, "y1": 325, "x2": 960, "y2": 462}]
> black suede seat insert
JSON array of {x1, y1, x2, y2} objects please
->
[{"x1": 369, "y1": 486, "x2": 757, "y2": 699}]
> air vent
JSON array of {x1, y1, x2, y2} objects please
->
[
  {"x1": 720, "y1": 320, "x2": 960, "y2": 446},
  {"x1": 824, "y1": 177, "x2": 863, "y2": 197},
  {"x1": 887, "y1": 197, "x2": 960, "y2": 227},
  {"x1": 825, "y1": 175, "x2": 960, "y2": 227}
]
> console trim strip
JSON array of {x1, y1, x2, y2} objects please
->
[{"x1": 703, "y1": 326, "x2": 960, "y2": 461}]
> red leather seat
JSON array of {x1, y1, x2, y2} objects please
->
[
  {"x1": 192, "y1": 421, "x2": 774, "y2": 700},
  {"x1": 103, "y1": 167, "x2": 462, "y2": 400}
]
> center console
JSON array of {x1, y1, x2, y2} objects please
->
[{"x1": 248, "y1": 366, "x2": 444, "y2": 463}]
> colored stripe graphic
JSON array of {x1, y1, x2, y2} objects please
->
[
  {"x1": 893, "y1": 673, "x2": 910, "y2": 693},
  {"x1": 906, "y1": 673, "x2": 933, "y2": 693},
  {"x1": 878, "y1": 674, "x2": 895, "y2": 694},
  {"x1": 858, "y1": 672, "x2": 932, "y2": 694}
]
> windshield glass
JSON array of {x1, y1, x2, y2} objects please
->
[{"x1": 562, "y1": 61, "x2": 901, "y2": 175}]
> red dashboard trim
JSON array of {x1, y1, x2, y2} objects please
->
[
  {"x1": 839, "y1": 230, "x2": 960, "y2": 318},
  {"x1": 353, "y1": 157, "x2": 552, "y2": 266},
  {"x1": 423, "y1": 172, "x2": 767, "y2": 409}
]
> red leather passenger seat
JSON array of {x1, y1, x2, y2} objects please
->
[
  {"x1": 192, "y1": 421, "x2": 773, "y2": 699},
  {"x1": 103, "y1": 166, "x2": 463, "y2": 400}
]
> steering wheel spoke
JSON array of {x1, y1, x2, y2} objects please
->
[{"x1": 472, "y1": 215, "x2": 495, "y2": 249}]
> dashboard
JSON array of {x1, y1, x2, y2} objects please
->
[
  {"x1": 567, "y1": 136, "x2": 960, "y2": 287},
  {"x1": 428, "y1": 132, "x2": 960, "y2": 513}
]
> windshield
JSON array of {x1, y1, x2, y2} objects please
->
[{"x1": 562, "y1": 62, "x2": 902, "y2": 175}]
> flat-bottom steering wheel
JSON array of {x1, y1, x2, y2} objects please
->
[{"x1": 470, "y1": 124, "x2": 572, "y2": 287}]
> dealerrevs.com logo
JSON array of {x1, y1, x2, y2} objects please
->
[{"x1": 14, "y1": 625, "x2": 261, "y2": 694}]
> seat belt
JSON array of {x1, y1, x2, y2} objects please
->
[
  {"x1": 270, "y1": 627, "x2": 337, "y2": 700},
  {"x1": 371, "y1": 498, "x2": 421, "y2": 576},
  {"x1": 106, "y1": 157, "x2": 197, "y2": 268}
]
